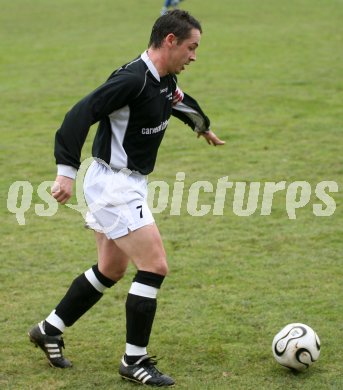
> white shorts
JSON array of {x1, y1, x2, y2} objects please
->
[{"x1": 83, "y1": 161, "x2": 154, "y2": 239}]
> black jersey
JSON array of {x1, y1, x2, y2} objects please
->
[{"x1": 55, "y1": 51, "x2": 210, "y2": 175}]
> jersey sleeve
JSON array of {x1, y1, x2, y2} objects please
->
[
  {"x1": 54, "y1": 70, "x2": 142, "y2": 171},
  {"x1": 171, "y1": 86, "x2": 211, "y2": 133}
]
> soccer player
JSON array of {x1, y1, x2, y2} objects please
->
[
  {"x1": 161, "y1": 0, "x2": 183, "y2": 15},
  {"x1": 28, "y1": 9, "x2": 224, "y2": 387}
]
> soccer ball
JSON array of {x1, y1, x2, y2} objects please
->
[{"x1": 272, "y1": 323, "x2": 321, "y2": 371}]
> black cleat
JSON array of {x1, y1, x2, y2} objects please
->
[
  {"x1": 119, "y1": 355, "x2": 174, "y2": 387},
  {"x1": 28, "y1": 322, "x2": 72, "y2": 368}
]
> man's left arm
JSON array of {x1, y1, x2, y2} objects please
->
[{"x1": 171, "y1": 87, "x2": 225, "y2": 146}]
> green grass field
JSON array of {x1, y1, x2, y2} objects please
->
[{"x1": 1, "y1": 0, "x2": 342, "y2": 389}]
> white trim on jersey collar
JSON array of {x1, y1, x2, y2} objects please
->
[{"x1": 141, "y1": 51, "x2": 160, "y2": 82}]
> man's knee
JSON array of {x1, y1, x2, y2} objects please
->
[
  {"x1": 153, "y1": 260, "x2": 169, "y2": 276},
  {"x1": 98, "y1": 263, "x2": 127, "y2": 282}
]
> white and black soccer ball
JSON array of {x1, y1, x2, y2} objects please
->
[{"x1": 272, "y1": 323, "x2": 321, "y2": 371}]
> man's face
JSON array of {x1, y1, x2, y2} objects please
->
[{"x1": 168, "y1": 28, "x2": 201, "y2": 74}]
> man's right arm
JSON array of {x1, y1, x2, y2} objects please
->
[
  {"x1": 54, "y1": 71, "x2": 143, "y2": 171},
  {"x1": 51, "y1": 175, "x2": 74, "y2": 204},
  {"x1": 53, "y1": 70, "x2": 143, "y2": 203}
]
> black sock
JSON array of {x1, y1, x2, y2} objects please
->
[
  {"x1": 124, "y1": 353, "x2": 144, "y2": 365},
  {"x1": 125, "y1": 271, "x2": 165, "y2": 348},
  {"x1": 43, "y1": 321, "x2": 62, "y2": 336},
  {"x1": 53, "y1": 264, "x2": 116, "y2": 328}
]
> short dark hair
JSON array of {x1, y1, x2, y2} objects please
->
[{"x1": 148, "y1": 10, "x2": 202, "y2": 48}]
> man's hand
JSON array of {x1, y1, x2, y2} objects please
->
[
  {"x1": 51, "y1": 175, "x2": 74, "y2": 204},
  {"x1": 197, "y1": 130, "x2": 225, "y2": 146}
]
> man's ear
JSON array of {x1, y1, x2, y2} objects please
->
[{"x1": 165, "y1": 33, "x2": 177, "y2": 47}]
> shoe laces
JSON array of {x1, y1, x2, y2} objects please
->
[
  {"x1": 49, "y1": 335, "x2": 65, "y2": 350},
  {"x1": 58, "y1": 337, "x2": 65, "y2": 350},
  {"x1": 137, "y1": 355, "x2": 163, "y2": 376}
]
